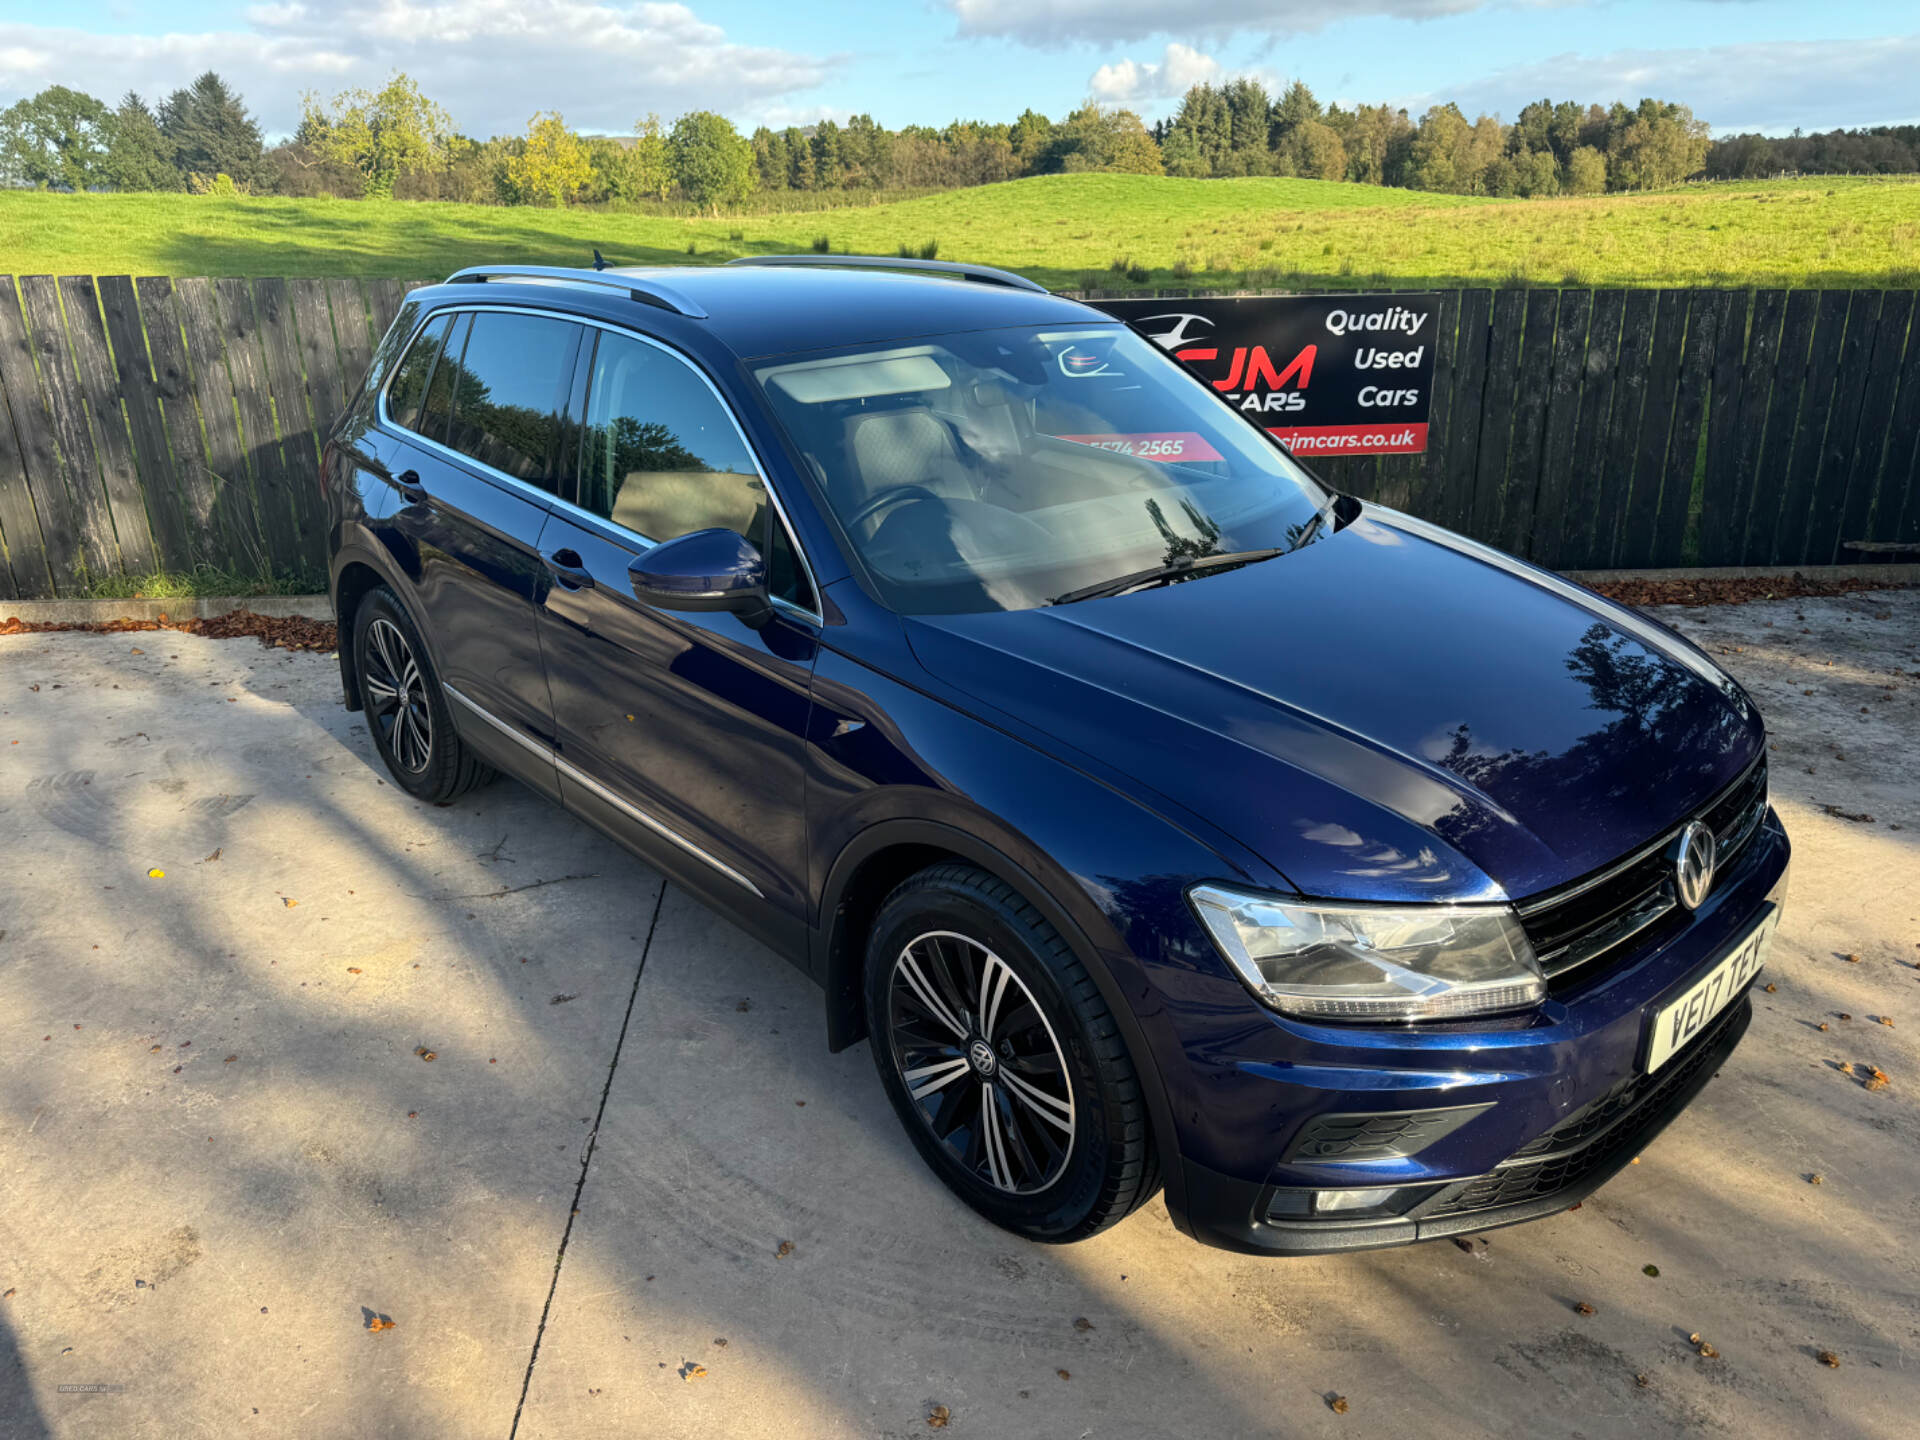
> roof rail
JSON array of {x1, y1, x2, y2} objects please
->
[
  {"x1": 442, "y1": 265, "x2": 709, "y2": 319},
  {"x1": 723, "y1": 254, "x2": 1049, "y2": 295}
]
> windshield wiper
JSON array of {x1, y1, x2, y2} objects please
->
[
  {"x1": 1048, "y1": 548, "x2": 1286, "y2": 607},
  {"x1": 1288, "y1": 490, "x2": 1344, "y2": 553}
]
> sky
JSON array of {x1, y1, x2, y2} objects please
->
[{"x1": 0, "y1": 1, "x2": 1914, "y2": 143}]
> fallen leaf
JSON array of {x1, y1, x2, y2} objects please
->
[
  {"x1": 1698, "y1": 1342, "x2": 1719, "y2": 1359},
  {"x1": 1635, "y1": 1373, "x2": 1650, "y2": 1388},
  {"x1": 928, "y1": 1404, "x2": 951, "y2": 1428},
  {"x1": 1329, "y1": 1395, "x2": 1349, "y2": 1414},
  {"x1": 1643, "y1": 1264, "x2": 1661, "y2": 1277},
  {"x1": 775, "y1": 1239, "x2": 794, "y2": 1258},
  {"x1": 1452, "y1": 1237, "x2": 1474, "y2": 1252},
  {"x1": 202, "y1": 848, "x2": 221, "y2": 863},
  {"x1": 130, "y1": 648, "x2": 143, "y2": 655},
  {"x1": 1824, "y1": 807, "x2": 1875, "y2": 825},
  {"x1": 224, "y1": 1055, "x2": 236, "y2": 1063},
  {"x1": 367, "y1": 1315, "x2": 395, "y2": 1333},
  {"x1": 1817, "y1": 1350, "x2": 1840, "y2": 1368},
  {"x1": 1809, "y1": 1173, "x2": 1824, "y2": 1185},
  {"x1": 679, "y1": 1362, "x2": 706, "y2": 1382},
  {"x1": 549, "y1": 993, "x2": 578, "y2": 1005},
  {"x1": 346, "y1": 967, "x2": 362, "y2": 974},
  {"x1": 414, "y1": 1046, "x2": 437, "y2": 1062},
  {"x1": 1865, "y1": 1067, "x2": 1890, "y2": 1092},
  {"x1": 1073, "y1": 1316, "x2": 1094, "y2": 1331},
  {"x1": 1574, "y1": 1301, "x2": 1596, "y2": 1316},
  {"x1": 282, "y1": 897, "x2": 298, "y2": 908},
  {"x1": 1879, "y1": 1016, "x2": 1895, "y2": 1027},
  {"x1": 1056, "y1": 1370, "x2": 1070, "y2": 1381},
  {"x1": 147, "y1": 868, "x2": 165, "y2": 879},
  {"x1": 1839, "y1": 1013, "x2": 1853, "y2": 1021},
  {"x1": 1763, "y1": 983, "x2": 1777, "y2": 993},
  {"x1": 1819, "y1": 1023, "x2": 1830, "y2": 1032}
]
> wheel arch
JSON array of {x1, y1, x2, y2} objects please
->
[
  {"x1": 813, "y1": 818, "x2": 1190, "y2": 1227},
  {"x1": 330, "y1": 539, "x2": 423, "y2": 712}
]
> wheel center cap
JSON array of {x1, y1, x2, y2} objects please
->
[{"x1": 967, "y1": 1037, "x2": 997, "y2": 1078}]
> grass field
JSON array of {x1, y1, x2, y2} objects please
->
[{"x1": 2, "y1": 173, "x2": 1916, "y2": 288}]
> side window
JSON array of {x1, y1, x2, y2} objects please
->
[
  {"x1": 763, "y1": 508, "x2": 815, "y2": 611},
  {"x1": 579, "y1": 332, "x2": 766, "y2": 544},
  {"x1": 383, "y1": 312, "x2": 450, "y2": 433},
  {"x1": 417, "y1": 312, "x2": 470, "y2": 444},
  {"x1": 442, "y1": 311, "x2": 583, "y2": 492}
]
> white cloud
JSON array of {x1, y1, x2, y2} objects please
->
[
  {"x1": 1088, "y1": 43, "x2": 1225, "y2": 104},
  {"x1": 949, "y1": 0, "x2": 1484, "y2": 48},
  {"x1": 751, "y1": 102, "x2": 855, "y2": 131},
  {"x1": 1437, "y1": 33, "x2": 1920, "y2": 134},
  {"x1": 0, "y1": 3, "x2": 837, "y2": 138}
]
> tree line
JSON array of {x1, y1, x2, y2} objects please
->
[
  {"x1": 3, "y1": 70, "x2": 1915, "y2": 212},
  {"x1": 1704, "y1": 125, "x2": 1920, "y2": 180}
]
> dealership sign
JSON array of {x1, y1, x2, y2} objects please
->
[{"x1": 1092, "y1": 294, "x2": 1440, "y2": 456}]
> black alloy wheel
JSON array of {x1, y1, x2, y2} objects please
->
[
  {"x1": 865, "y1": 862, "x2": 1161, "y2": 1244},
  {"x1": 887, "y1": 929, "x2": 1078, "y2": 1194},
  {"x1": 352, "y1": 585, "x2": 493, "y2": 804},
  {"x1": 361, "y1": 616, "x2": 433, "y2": 775}
]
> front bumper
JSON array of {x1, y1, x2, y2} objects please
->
[
  {"x1": 1163, "y1": 813, "x2": 1789, "y2": 1256},
  {"x1": 1180, "y1": 992, "x2": 1750, "y2": 1253}
]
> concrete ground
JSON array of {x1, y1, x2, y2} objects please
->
[{"x1": 1, "y1": 590, "x2": 1916, "y2": 1439}]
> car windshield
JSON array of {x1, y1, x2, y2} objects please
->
[{"x1": 753, "y1": 323, "x2": 1327, "y2": 614}]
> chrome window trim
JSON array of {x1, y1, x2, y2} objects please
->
[
  {"x1": 375, "y1": 301, "x2": 822, "y2": 624},
  {"x1": 443, "y1": 684, "x2": 765, "y2": 899}
]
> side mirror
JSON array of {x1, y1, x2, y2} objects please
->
[{"x1": 628, "y1": 527, "x2": 771, "y2": 626}]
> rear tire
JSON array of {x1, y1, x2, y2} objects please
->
[
  {"x1": 352, "y1": 585, "x2": 493, "y2": 803},
  {"x1": 864, "y1": 862, "x2": 1161, "y2": 1244}
]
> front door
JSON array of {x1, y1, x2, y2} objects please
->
[{"x1": 534, "y1": 326, "x2": 820, "y2": 940}]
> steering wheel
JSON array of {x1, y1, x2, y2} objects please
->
[{"x1": 847, "y1": 483, "x2": 944, "y2": 530}]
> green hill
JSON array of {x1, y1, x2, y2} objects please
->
[{"x1": 2, "y1": 173, "x2": 1915, "y2": 288}]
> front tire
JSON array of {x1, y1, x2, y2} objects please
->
[
  {"x1": 864, "y1": 862, "x2": 1161, "y2": 1244},
  {"x1": 352, "y1": 586, "x2": 492, "y2": 803}
]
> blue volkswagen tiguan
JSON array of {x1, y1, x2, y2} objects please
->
[{"x1": 323, "y1": 257, "x2": 1789, "y2": 1254}]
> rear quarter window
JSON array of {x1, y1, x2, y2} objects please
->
[{"x1": 383, "y1": 312, "x2": 451, "y2": 434}]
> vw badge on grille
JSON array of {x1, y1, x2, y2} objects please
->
[{"x1": 1671, "y1": 820, "x2": 1717, "y2": 910}]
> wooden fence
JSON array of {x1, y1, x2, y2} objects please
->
[
  {"x1": 0, "y1": 275, "x2": 423, "y2": 600},
  {"x1": 0, "y1": 277, "x2": 1916, "y2": 599}
]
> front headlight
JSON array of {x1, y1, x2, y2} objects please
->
[{"x1": 1189, "y1": 885, "x2": 1545, "y2": 1022}]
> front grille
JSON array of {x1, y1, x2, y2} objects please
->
[
  {"x1": 1518, "y1": 758, "x2": 1768, "y2": 993},
  {"x1": 1418, "y1": 998, "x2": 1746, "y2": 1220}
]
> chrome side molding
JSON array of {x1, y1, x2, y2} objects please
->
[{"x1": 442, "y1": 684, "x2": 764, "y2": 898}]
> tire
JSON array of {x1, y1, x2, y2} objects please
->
[
  {"x1": 352, "y1": 585, "x2": 493, "y2": 803},
  {"x1": 864, "y1": 862, "x2": 1161, "y2": 1244}
]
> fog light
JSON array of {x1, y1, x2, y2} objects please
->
[{"x1": 1314, "y1": 1187, "x2": 1401, "y2": 1214}]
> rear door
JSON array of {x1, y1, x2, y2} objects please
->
[
  {"x1": 534, "y1": 324, "x2": 821, "y2": 937},
  {"x1": 383, "y1": 307, "x2": 584, "y2": 791}
]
